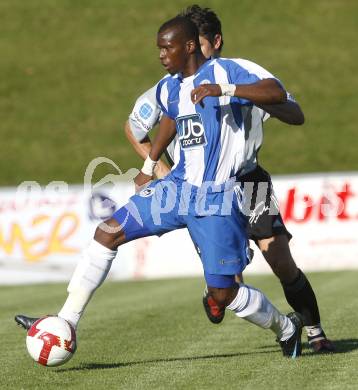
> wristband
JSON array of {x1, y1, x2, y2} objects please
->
[
  {"x1": 219, "y1": 84, "x2": 236, "y2": 97},
  {"x1": 141, "y1": 156, "x2": 158, "y2": 176}
]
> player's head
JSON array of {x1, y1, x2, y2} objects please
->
[
  {"x1": 179, "y1": 5, "x2": 223, "y2": 59},
  {"x1": 157, "y1": 16, "x2": 202, "y2": 75}
]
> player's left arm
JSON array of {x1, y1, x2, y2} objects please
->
[
  {"x1": 191, "y1": 78, "x2": 286, "y2": 106},
  {"x1": 191, "y1": 79, "x2": 304, "y2": 125},
  {"x1": 258, "y1": 99, "x2": 305, "y2": 125}
]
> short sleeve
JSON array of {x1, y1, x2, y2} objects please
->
[
  {"x1": 255, "y1": 106, "x2": 270, "y2": 122},
  {"x1": 219, "y1": 58, "x2": 285, "y2": 105},
  {"x1": 226, "y1": 59, "x2": 262, "y2": 86},
  {"x1": 230, "y1": 59, "x2": 277, "y2": 81},
  {"x1": 128, "y1": 84, "x2": 162, "y2": 141}
]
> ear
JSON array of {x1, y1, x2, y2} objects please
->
[
  {"x1": 213, "y1": 34, "x2": 222, "y2": 51},
  {"x1": 186, "y1": 39, "x2": 197, "y2": 54}
]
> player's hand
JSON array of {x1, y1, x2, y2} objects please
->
[
  {"x1": 134, "y1": 171, "x2": 153, "y2": 193},
  {"x1": 191, "y1": 84, "x2": 222, "y2": 106},
  {"x1": 154, "y1": 161, "x2": 170, "y2": 179}
]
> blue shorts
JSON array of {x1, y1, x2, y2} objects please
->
[
  {"x1": 204, "y1": 273, "x2": 237, "y2": 288},
  {"x1": 112, "y1": 178, "x2": 250, "y2": 281}
]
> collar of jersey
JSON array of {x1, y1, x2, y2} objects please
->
[{"x1": 177, "y1": 59, "x2": 214, "y2": 83}]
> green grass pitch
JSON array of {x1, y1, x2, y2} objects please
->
[{"x1": 1, "y1": 271, "x2": 358, "y2": 389}]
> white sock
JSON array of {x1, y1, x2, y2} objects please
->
[
  {"x1": 306, "y1": 324, "x2": 323, "y2": 338},
  {"x1": 58, "y1": 239, "x2": 117, "y2": 329},
  {"x1": 226, "y1": 283, "x2": 294, "y2": 341}
]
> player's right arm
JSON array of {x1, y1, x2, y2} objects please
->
[
  {"x1": 133, "y1": 78, "x2": 177, "y2": 188},
  {"x1": 125, "y1": 84, "x2": 170, "y2": 178},
  {"x1": 147, "y1": 77, "x2": 178, "y2": 162},
  {"x1": 149, "y1": 115, "x2": 177, "y2": 161},
  {"x1": 134, "y1": 115, "x2": 177, "y2": 188}
]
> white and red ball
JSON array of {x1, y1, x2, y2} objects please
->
[{"x1": 26, "y1": 316, "x2": 76, "y2": 367}]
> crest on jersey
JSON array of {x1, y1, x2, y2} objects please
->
[
  {"x1": 176, "y1": 113, "x2": 207, "y2": 150},
  {"x1": 139, "y1": 187, "x2": 155, "y2": 197}
]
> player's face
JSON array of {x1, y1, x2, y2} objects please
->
[
  {"x1": 157, "y1": 29, "x2": 188, "y2": 75},
  {"x1": 199, "y1": 34, "x2": 221, "y2": 59},
  {"x1": 199, "y1": 36, "x2": 215, "y2": 58}
]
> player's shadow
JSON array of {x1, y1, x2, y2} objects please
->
[
  {"x1": 258, "y1": 338, "x2": 358, "y2": 356},
  {"x1": 56, "y1": 348, "x2": 277, "y2": 372},
  {"x1": 302, "y1": 338, "x2": 358, "y2": 356},
  {"x1": 56, "y1": 339, "x2": 358, "y2": 372}
]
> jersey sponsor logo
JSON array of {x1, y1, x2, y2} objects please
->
[
  {"x1": 138, "y1": 102, "x2": 154, "y2": 120},
  {"x1": 176, "y1": 113, "x2": 207, "y2": 150},
  {"x1": 133, "y1": 112, "x2": 152, "y2": 131},
  {"x1": 219, "y1": 259, "x2": 240, "y2": 265}
]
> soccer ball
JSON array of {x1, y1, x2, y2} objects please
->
[{"x1": 26, "y1": 316, "x2": 77, "y2": 367}]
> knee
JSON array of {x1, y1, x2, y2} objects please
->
[
  {"x1": 94, "y1": 218, "x2": 126, "y2": 250},
  {"x1": 208, "y1": 286, "x2": 238, "y2": 308},
  {"x1": 259, "y1": 235, "x2": 298, "y2": 283},
  {"x1": 265, "y1": 254, "x2": 288, "y2": 276},
  {"x1": 265, "y1": 254, "x2": 298, "y2": 283}
]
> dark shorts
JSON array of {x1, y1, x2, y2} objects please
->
[{"x1": 239, "y1": 165, "x2": 292, "y2": 243}]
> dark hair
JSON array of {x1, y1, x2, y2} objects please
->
[
  {"x1": 179, "y1": 5, "x2": 223, "y2": 51},
  {"x1": 158, "y1": 15, "x2": 200, "y2": 47}
]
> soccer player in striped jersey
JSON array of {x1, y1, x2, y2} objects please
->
[
  {"x1": 15, "y1": 15, "x2": 305, "y2": 359},
  {"x1": 124, "y1": 6, "x2": 334, "y2": 353}
]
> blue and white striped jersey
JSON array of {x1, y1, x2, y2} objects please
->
[{"x1": 156, "y1": 58, "x2": 279, "y2": 187}]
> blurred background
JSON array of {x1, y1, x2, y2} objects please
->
[
  {"x1": 1, "y1": 0, "x2": 357, "y2": 186},
  {"x1": 0, "y1": 0, "x2": 357, "y2": 284}
]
